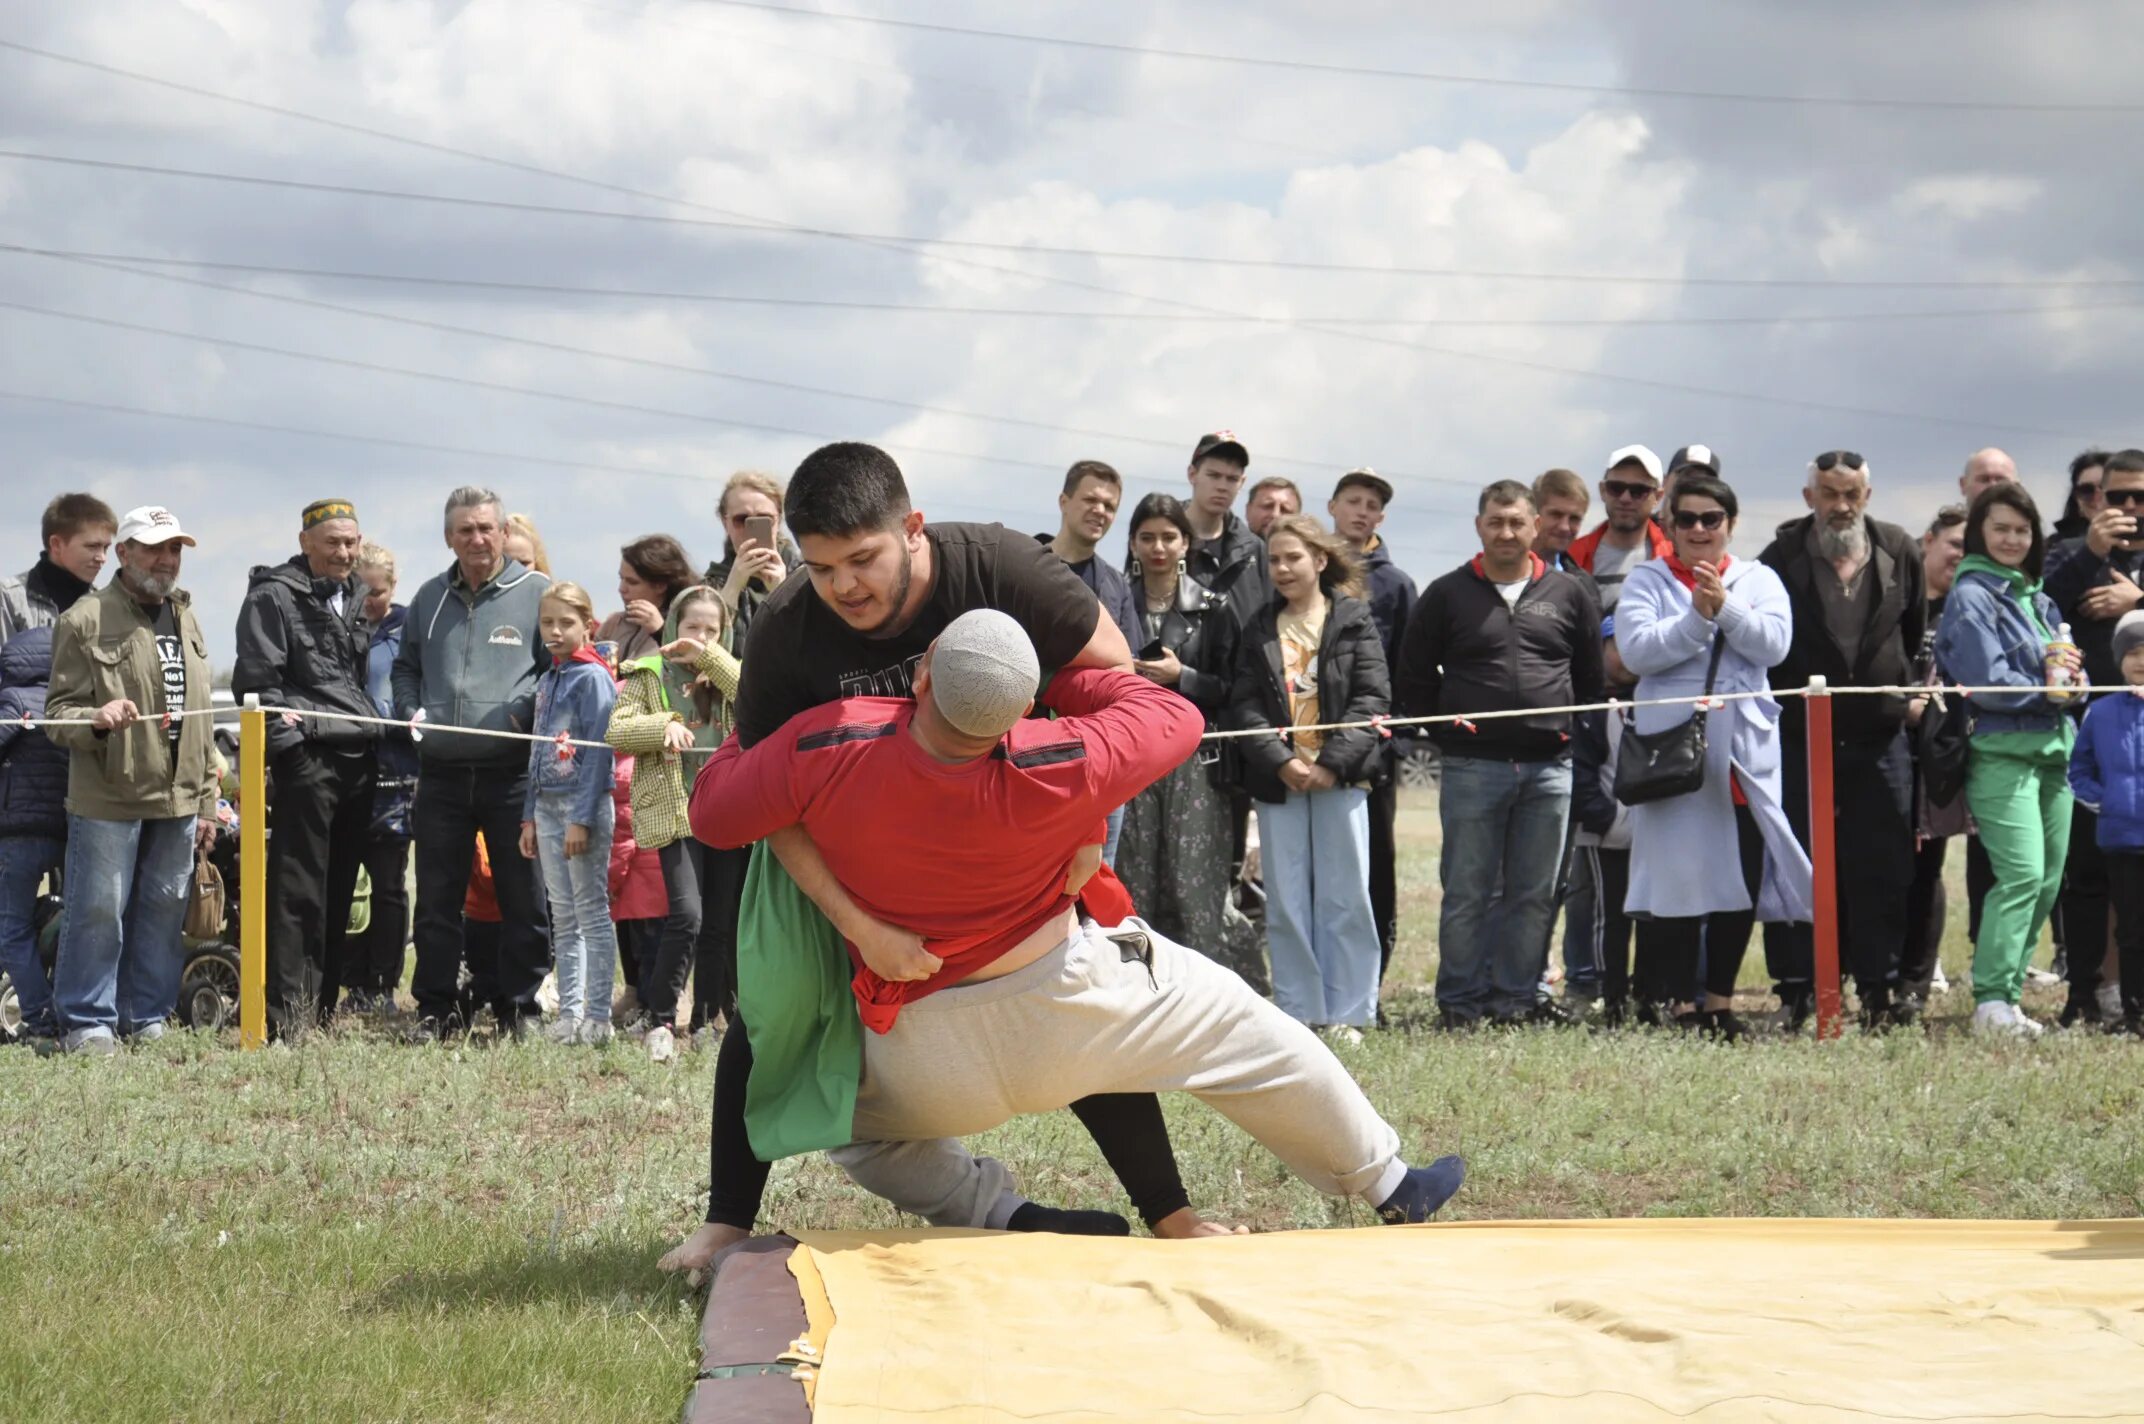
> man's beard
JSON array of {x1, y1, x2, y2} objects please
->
[
  {"x1": 1816, "y1": 518, "x2": 1868, "y2": 564},
  {"x1": 861, "y1": 542, "x2": 915, "y2": 637},
  {"x1": 125, "y1": 567, "x2": 176, "y2": 599}
]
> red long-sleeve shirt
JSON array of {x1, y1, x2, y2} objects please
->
[{"x1": 688, "y1": 667, "x2": 1201, "y2": 1029}]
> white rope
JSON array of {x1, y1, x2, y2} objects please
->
[{"x1": 16, "y1": 681, "x2": 2128, "y2": 748}]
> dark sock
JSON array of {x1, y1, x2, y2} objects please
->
[
  {"x1": 1006, "y1": 1202, "x2": 1131, "y2": 1237},
  {"x1": 1375, "y1": 1156, "x2": 1466, "y2": 1225}
]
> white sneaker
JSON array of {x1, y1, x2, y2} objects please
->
[
  {"x1": 2098, "y1": 984, "x2": 2124, "y2": 1021},
  {"x1": 2024, "y1": 967, "x2": 2062, "y2": 987},
  {"x1": 125, "y1": 1021, "x2": 167, "y2": 1044},
  {"x1": 536, "y1": 972, "x2": 561, "y2": 1015},
  {"x1": 62, "y1": 1027, "x2": 120, "y2": 1057},
  {"x1": 1971, "y1": 1002, "x2": 2027, "y2": 1038},
  {"x1": 646, "y1": 1025, "x2": 676, "y2": 1063},
  {"x1": 580, "y1": 1020, "x2": 614, "y2": 1047},
  {"x1": 2008, "y1": 1003, "x2": 2045, "y2": 1039},
  {"x1": 1930, "y1": 964, "x2": 1950, "y2": 993},
  {"x1": 545, "y1": 1016, "x2": 582, "y2": 1045},
  {"x1": 1321, "y1": 1025, "x2": 1366, "y2": 1049}
]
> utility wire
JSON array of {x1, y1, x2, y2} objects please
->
[
  {"x1": 10, "y1": 244, "x2": 2140, "y2": 328},
  {"x1": 9, "y1": 149, "x2": 2139, "y2": 292},
  {"x1": 675, "y1": 0, "x2": 2144, "y2": 116},
  {"x1": 2, "y1": 243, "x2": 1482, "y2": 490}
]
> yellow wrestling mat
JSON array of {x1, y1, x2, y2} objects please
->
[{"x1": 785, "y1": 1220, "x2": 2144, "y2": 1422}]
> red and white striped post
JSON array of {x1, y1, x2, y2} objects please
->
[{"x1": 1805, "y1": 676, "x2": 1843, "y2": 1040}]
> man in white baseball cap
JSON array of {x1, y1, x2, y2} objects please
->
[
  {"x1": 1566, "y1": 445, "x2": 1672, "y2": 612},
  {"x1": 42, "y1": 505, "x2": 218, "y2": 1055}
]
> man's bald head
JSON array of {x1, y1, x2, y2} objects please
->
[
  {"x1": 918, "y1": 610, "x2": 1040, "y2": 749},
  {"x1": 1961, "y1": 448, "x2": 2017, "y2": 503}
]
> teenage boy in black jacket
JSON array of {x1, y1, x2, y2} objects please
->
[{"x1": 1396, "y1": 481, "x2": 1603, "y2": 1027}]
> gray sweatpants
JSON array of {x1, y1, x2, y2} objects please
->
[{"x1": 829, "y1": 918, "x2": 1407, "y2": 1225}]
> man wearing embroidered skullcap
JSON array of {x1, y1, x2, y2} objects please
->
[{"x1": 233, "y1": 498, "x2": 381, "y2": 1037}]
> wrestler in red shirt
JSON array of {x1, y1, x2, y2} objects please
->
[{"x1": 689, "y1": 663, "x2": 1199, "y2": 1031}]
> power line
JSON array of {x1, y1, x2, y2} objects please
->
[
  {"x1": 4, "y1": 243, "x2": 1483, "y2": 489},
  {"x1": 12, "y1": 244, "x2": 2140, "y2": 328},
  {"x1": 674, "y1": 0, "x2": 2144, "y2": 116},
  {"x1": 11, "y1": 149, "x2": 2140, "y2": 292}
]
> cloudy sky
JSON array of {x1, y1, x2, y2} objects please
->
[{"x1": 2, "y1": 0, "x2": 2137, "y2": 661}]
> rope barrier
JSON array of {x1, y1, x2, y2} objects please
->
[{"x1": 18, "y1": 681, "x2": 2135, "y2": 748}]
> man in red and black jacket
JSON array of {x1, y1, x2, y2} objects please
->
[{"x1": 1395, "y1": 480, "x2": 1604, "y2": 1029}]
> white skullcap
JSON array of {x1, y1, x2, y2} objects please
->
[{"x1": 931, "y1": 610, "x2": 1041, "y2": 739}]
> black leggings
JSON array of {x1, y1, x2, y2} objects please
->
[
  {"x1": 1635, "y1": 805, "x2": 1764, "y2": 1008},
  {"x1": 705, "y1": 1017, "x2": 1190, "y2": 1230}
]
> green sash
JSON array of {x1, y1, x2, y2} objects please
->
[{"x1": 737, "y1": 842, "x2": 863, "y2": 1160}]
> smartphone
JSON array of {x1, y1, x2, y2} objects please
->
[
  {"x1": 743, "y1": 514, "x2": 776, "y2": 553},
  {"x1": 1137, "y1": 637, "x2": 1167, "y2": 661}
]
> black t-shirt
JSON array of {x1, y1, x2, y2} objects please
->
[
  {"x1": 732, "y1": 522, "x2": 1101, "y2": 747},
  {"x1": 148, "y1": 600, "x2": 185, "y2": 750}
]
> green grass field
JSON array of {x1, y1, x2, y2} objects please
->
[{"x1": 3, "y1": 791, "x2": 2138, "y2": 1423}]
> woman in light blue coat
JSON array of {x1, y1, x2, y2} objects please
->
[{"x1": 1616, "y1": 476, "x2": 1812, "y2": 1038}]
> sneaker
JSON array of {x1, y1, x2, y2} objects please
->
[
  {"x1": 646, "y1": 1025, "x2": 676, "y2": 1063},
  {"x1": 2025, "y1": 966, "x2": 2062, "y2": 988},
  {"x1": 1321, "y1": 1025, "x2": 1366, "y2": 1049},
  {"x1": 1971, "y1": 1001, "x2": 2028, "y2": 1038},
  {"x1": 544, "y1": 1016, "x2": 583, "y2": 1045},
  {"x1": 580, "y1": 1019, "x2": 615, "y2": 1047},
  {"x1": 124, "y1": 1021, "x2": 167, "y2": 1045},
  {"x1": 536, "y1": 972, "x2": 561, "y2": 1016},
  {"x1": 61, "y1": 1027, "x2": 119, "y2": 1057},
  {"x1": 2009, "y1": 1003, "x2": 2045, "y2": 1039},
  {"x1": 1930, "y1": 964, "x2": 1950, "y2": 993},
  {"x1": 1375, "y1": 1156, "x2": 1467, "y2": 1224}
]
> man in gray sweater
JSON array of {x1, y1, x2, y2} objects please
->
[{"x1": 391, "y1": 486, "x2": 551, "y2": 1040}]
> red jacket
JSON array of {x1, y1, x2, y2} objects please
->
[
  {"x1": 608, "y1": 757, "x2": 670, "y2": 922},
  {"x1": 1567, "y1": 518, "x2": 1672, "y2": 574},
  {"x1": 689, "y1": 668, "x2": 1194, "y2": 1030}
]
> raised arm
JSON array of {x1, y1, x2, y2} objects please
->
[{"x1": 1038, "y1": 667, "x2": 1203, "y2": 808}]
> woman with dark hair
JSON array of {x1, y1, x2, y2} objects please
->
[
  {"x1": 1111, "y1": 494, "x2": 1262, "y2": 987},
  {"x1": 1229, "y1": 515, "x2": 1388, "y2": 1034},
  {"x1": 599, "y1": 534, "x2": 698, "y2": 664},
  {"x1": 1936, "y1": 483, "x2": 2079, "y2": 1037},
  {"x1": 2053, "y1": 447, "x2": 2112, "y2": 544},
  {"x1": 1616, "y1": 476, "x2": 1808, "y2": 1039}
]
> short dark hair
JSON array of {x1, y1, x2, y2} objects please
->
[
  {"x1": 2104, "y1": 448, "x2": 2144, "y2": 478},
  {"x1": 1964, "y1": 482, "x2": 2047, "y2": 579},
  {"x1": 2071, "y1": 447, "x2": 2115, "y2": 482},
  {"x1": 619, "y1": 533, "x2": 697, "y2": 603},
  {"x1": 1532, "y1": 468, "x2": 1589, "y2": 509},
  {"x1": 1125, "y1": 492, "x2": 1195, "y2": 546},
  {"x1": 1477, "y1": 479, "x2": 1536, "y2": 515},
  {"x1": 1061, "y1": 460, "x2": 1121, "y2": 498},
  {"x1": 42, "y1": 492, "x2": 117, "y2": 544},
  {"x1": 1247, "y1": 476, "x2": 1300, "y2": 504},
  {"x1": 787, "y1": 442, "x2": 910, "y2": 539},
  {"x1": 1926, "y1": 504, "x2": 1967, "y2": 537},
  {"x1": 1671, "y1": 475, "x2": 1739, "y2": 522}
]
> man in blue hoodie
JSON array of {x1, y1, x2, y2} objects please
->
[
  {"x1": 391, "y1": 487, "x2": 552, "y2": 1040},
  {"x1": 1329, "y1": 469, "x2": 1418, "y2": 978}
]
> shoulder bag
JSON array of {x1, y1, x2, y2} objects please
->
[{"x1": 1613, "y1": 634, "x2": 1728, "y2": 806}]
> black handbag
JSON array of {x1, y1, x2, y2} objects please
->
[
  {"x1": 1613, "y1": 636, "x2": 1728, "y2": 806},
  {"x1": 1915, "y1": 684, "x2": 1972, "y2": 809}
]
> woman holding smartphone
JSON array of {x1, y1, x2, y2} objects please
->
[
  {"x1": 706, "y1": 471, "x2": 798, "y2": 653},
  {"x1": 1111, "y1": 494, "x2": 1264, "y2": 987}
]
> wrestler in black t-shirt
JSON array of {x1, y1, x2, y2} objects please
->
[{"x1": 708, "y1": 521, "x2": 1192, "y2": 1236}]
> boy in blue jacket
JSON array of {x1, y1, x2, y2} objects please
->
[{"x1": 2067, "y1": 609, "x2": 2144, "y2": 1035}]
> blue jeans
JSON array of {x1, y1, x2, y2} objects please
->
[
  {"x1": 1436, "y1": 755, "x2": 1573, "y2": 1020},
  {"x1": 52, "y1": 813, "x2": 197, "y2": 1037},
  {"x1": 0, "y1": 834, "x2": 65, "y2": 1036},
  {"x1": 1257, "y1": 785, "x2": 1379, "y2": 1027},
  {"x1": 533, "y1": 796, "x2": 617, "y2": 1024}
]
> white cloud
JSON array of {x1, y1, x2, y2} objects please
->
[{"x1": 1895, "y1": 174, "x2": 2042, "y2": 223}]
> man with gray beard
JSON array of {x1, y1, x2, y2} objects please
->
[{"x1": 1759, "y1": 452, "x2": 1925, "y2": 1030}]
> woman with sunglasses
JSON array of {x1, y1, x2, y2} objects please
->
[
  {"x1": 1938, "y1": 483, "x2": 2080, "y2": 1037},
  {"x1": 1614, "y1": 476, "x2": 1811, "y2": 1037}
]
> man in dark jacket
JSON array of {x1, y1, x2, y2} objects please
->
[
  {"x1": 1396, "y1": 481, "x2": 1604, "y2": 1027},
  {"x1": 1183, "y1": 432, "x2": 1272, "y2": 630},
  {"x1": 0, "y1": 627, "x2": 69, "y2": 1044},
  {"x1": 0, "y1": 493, "x2": 115, "y2": 646},
  {"x1": 2042, "y1": 447, "x2": 2144, "y2": 1024},
  {"x1": 392, "y1": 486, "x2": 552, "y2": 1040},
  {"x1": 232, "y1": 500, "x2": 380, "y2": 1036},
  {"x1": 1758, "y1": 452, "x2": 1925, "y2": 1029},
  {"x1": 1039, "y1": 460, "x2": 1139, "y2": 866},
  {"x1": 1328, "y1": 468, "x2": 1417, "y2": 977}
]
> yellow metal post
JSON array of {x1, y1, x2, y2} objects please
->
[{"x1": 239, "y1": 693, "x2": 267, "y2": 1049}]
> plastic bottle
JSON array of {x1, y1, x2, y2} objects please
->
[{"x1": 2045, "y1": 622, "x2": 2080, "y2": 701}]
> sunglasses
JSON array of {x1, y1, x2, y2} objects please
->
[
  {"x1": 1672, "y1": 509, "x2": 1729, "y2": 531},
  {"x1": 2075, "y1": 482, "x2": 2102, "y2": 499},
  {"x1": 1812, "y1": 450, "x2": 1866, "y2": 473},
  {"x1": 1603, "y1": 480, "x2": 1657, "y2": 501},
  {"x1": 2106, "y1": 488, "x2": 2144, "y2": 508}
]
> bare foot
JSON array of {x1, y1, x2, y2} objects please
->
[
  {"x1": 659, "y1": 1222, "x2": 750, "y2": 1287},
  {"x1": 1150, "y1": 1207, "x2": 1250, "y2": 1239}
]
